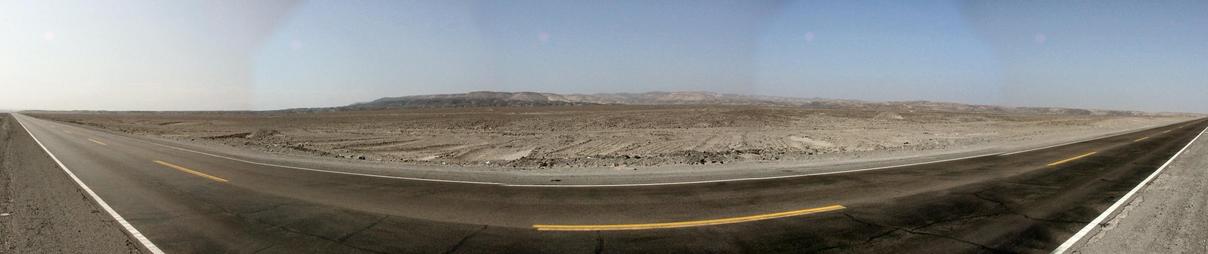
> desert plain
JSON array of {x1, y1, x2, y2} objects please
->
[{"x1": 28, "y1": 103, "x2": 1193, "y2": 170}]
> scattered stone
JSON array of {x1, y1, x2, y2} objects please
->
[{"x1": 874, "y1": 111, "x2": 905, "y2": 120}]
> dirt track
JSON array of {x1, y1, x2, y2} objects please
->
[{"x1": 30, "y1": 105, "x2": 1191, "y2": 169}]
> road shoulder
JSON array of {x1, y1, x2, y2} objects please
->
[
  {"x1": 0, "y1": 114, "x2": 142, "y2": 253},
  {"x1": 1073, "y1": 126, "x2": 1208, "y2": 253}
]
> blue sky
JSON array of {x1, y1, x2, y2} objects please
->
[{"x1": 2, "y1": 0, "x2": 1206, "y2": 112}]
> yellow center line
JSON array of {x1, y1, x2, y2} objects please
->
[
  {"x1": 1047, "y1": 152, "x2": 1098, "y2": 167},
  {"x1": 153, "y1": 160, "x2": 229, "y2": 183},
  {"x1": 532, "y1": 205, "x2": 846, "y2": 231},
  {"x1": 1134, "y1": 137, "x2": 1148, "y2": 142},
  {"x1": 87, "y1": 138, "x2": 108, "y2": 146}
]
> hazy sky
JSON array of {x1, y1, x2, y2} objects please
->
[{"x1": 2, "y1": 0, "x2": 1205, "y2": 112}]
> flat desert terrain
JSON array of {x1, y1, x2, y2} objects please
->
[{"x1": 29, "y1": 104, "x2": 1193, "y2": 170}]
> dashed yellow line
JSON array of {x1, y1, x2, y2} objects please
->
[
  {"x1": 153, "y1": 160, "x2": 229, "y2": 183},
  {"x1": 1134, "y1": 137, "x2": 1149, "y2": 142},
  {"x1": 1047, "y1": 152, "x2": 1098, "y2": 167},
  {"x1": 532, "y1": 205, "x2": 846, "y2": 231},
  {"x1": 87, "y1": 138, "x2": 108, "y2": 146}
]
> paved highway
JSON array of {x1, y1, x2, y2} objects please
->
[
  {"x1": 8, "y1": 113, "x2": 1207, "y2": 253},
  {"x1": 1071, "y1": 120, "x2": 1208, "y2": 253}
]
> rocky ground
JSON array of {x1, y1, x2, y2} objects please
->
[{"x1": 29, "y1": 105, "x2": 1193, "y2": 169}]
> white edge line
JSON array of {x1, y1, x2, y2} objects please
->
[
  {"x1": 34, "y1": 117, "x2": 1009, "y2": 188},
  {"x1": 96, "y1": 123, "x2": 1000, "y2": 188},
  {"x1": 1051, "y1": 123, "x2": 1208, "y2": 254},
  {"x1": 504, "y1": 152, "x2": 1002, "y2": 188},
  {"x1": 144, "y1": 140, "x2": 507, "y2": 186},
  {"x1": 31, "y1": 115, "x2": 1198, "y2": 189},
  {"x1": 137, "y1": 130, "x2": 999, "y2": 188},
  {"x1": 12, "y1": 114, "x2": 167, "y2": 254},
  {"x1": 1000, "y1": 140, "x2": 1089, "y2": 156},
  {"x1": 1000, "y1": 121, "x2": 1182, "y2": 156}
]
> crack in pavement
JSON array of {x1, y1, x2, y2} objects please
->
[
  {"x1": 270, "y1": 223, "x2": 389, "y2": 254},
  {"x1": 250, "y1": 242, "x2": 277, "y2": 254},
  {"x1": 594, "y1": 231, "x2": 605, "y2": 254},
  {"x1": 862, "y1": 228, "x2": 900, "y2": 244},
  {"x1": 442, "y1": 225, "x2": 488, "y2": 254},
  {"x1": 239, "y1": 202, "x2": 306, "y2": 216},
  {"x1": 842, "y1": 213, "x2": 1008, "y2": 253},
  {"x1": 970, "y1": 191, "x2": 1090, "y2": 225},
  {"x1": 207, "y1": 201, "x2": 389, "y2": 254},
  {"x1": 338, "y1": 215, "x2": 389, "y2": 243},
  {"x1": 149, "y1": 197, "x2": 425, "y2": 254},
  {"x1": 908, "y1": 211, "x2": 1005, "y2": 232}
]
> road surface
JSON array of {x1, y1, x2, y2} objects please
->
[
  {"x1": 1072, "y1": 121, "x2": 1208, "y2": 253},
  {"x1": 0, "y1": 115, "x2": 142, "y2": 253},
  {"x1": 7, "y1": 113, "x2": 1206, "y2": 253}
]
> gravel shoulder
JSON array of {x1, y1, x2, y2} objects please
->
[
  {"x1": 1074, "y1": 125, "x2": 1208, "y2": 253},
  {"x1": 0, "y1": 114, "x2": 142, "y2": 253}
]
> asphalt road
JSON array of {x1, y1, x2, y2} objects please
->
[
  {"x1": 1073, "y1": 120, "x2": 1208, "y2": 253},
  {"x1": 0, "y1": 115, "x2": 142, "y2": 253},
  {"x1": 8, "y1": 113, "x2": 1207, "y2": 253}
]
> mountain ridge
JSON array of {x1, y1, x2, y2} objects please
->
[{"x1": 341, "y1": 91, "x2": 1182, "y2": 117}]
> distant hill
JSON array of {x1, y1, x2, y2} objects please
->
[
  {"x1": 346, "y1": 91, "x2": 590, "y2": 108},
  {"x1": 340, "y1": 91, "x2": 1175, "y2": 117},
  {"x1": 347, "y1": 91, "x2": 853, "y2": 109}
]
